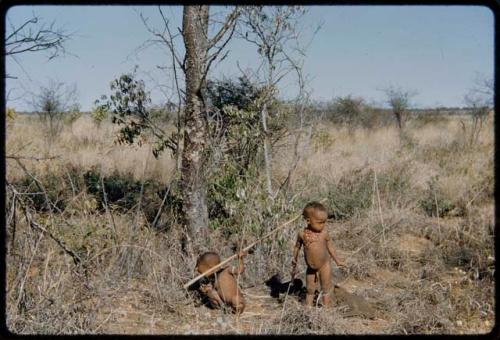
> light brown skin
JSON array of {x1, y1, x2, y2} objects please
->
[
  {"x1": 292, "y1": 209, "x2": 345, "y2": 307},
  {"x1": 196, "y1": 252, "x2": 246, "y2": 314}
]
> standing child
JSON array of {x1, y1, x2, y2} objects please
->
[
  {"x1": 292, "y1": 201, "x2": 345, "y2": 307},
  {"x1": 195, "y1": 251, "x2": 247, "y2": 314}
]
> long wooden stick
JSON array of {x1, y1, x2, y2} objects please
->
[{"x1": 183, "y1": 213, "x2": 302, "y2": 289}]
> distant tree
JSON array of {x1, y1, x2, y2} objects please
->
[
  {"x1": 463, "y1": 88, "x2": 491, "y2": 145},
  {"x1": 64, "y1": 103, "x2": 82, "y2": 131},
  {"x1": 91, "y1": 105, "x2": 108, "y2": 127},
  {"x1": 470, "y1": 74, "x2": 493, "y2": 108},
  {"x1": 381, "y1": 86, "x2": 418, "y2": 132},
  {"x1": 30, "y1": 80, "x2": 78, "y2": 144},
  {"x1": 328, "y1": 95, "x2": 365, "y2": 127}
]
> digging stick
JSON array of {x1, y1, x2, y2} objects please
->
[
  {"x1": 183, "y1": 214, "x2": 302, "y2": 290},
  {"x1": 183, "y1": 198, "x2": 328, "y2": 289}
]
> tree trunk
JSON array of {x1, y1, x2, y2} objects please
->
[
  {"x1": 180, "y1": 5, "x2": 210, "y2": 243},
  {"x1": 261, "y1": 102, "x2": 273, "y2": 199},
  {"x1": 262, "y1": 59, "x2": 275, "y2": 201},
  {"x1": 395, "y1": 111, "x2": 403, "y2": 131}
]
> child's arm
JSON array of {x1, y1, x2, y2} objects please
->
[
  {"x1": 291, "y1": 232, "x2": 303, "y2": 275},
  {"x1": 230, "y1": 251, "x2": 247, "y2": 275},
  {"x1": 326, "y1": 233, "x2": 345, "y2": 267}
]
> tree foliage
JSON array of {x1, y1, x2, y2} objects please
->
[
  {"x1": 96, "y1": 72, "x2": 177, "y2": 158},
  {"x1": 204, "y1": 76, "x2": 290, "y2": 233},
  {"x1": 327, "y1": 95, "x2": 365, "y2": 126}
]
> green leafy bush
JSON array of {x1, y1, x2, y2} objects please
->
[
  {"x1": 16, "y1": 173, "x2": 73, "y2": 212},
  {"x1": 83, "y1": 169, "x2": 145, "y2": 211}
]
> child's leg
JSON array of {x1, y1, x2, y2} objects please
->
[
  {"x1": 318, "y1": 261, "x2": 333, "y2": 308},
  {"x1": 231, "y1": 289, "x2": 245, "y2": 314},
  {"x1": 305, "y1": 267, "x2": 317, "y2": 306},
  {"x1": 201, "y1": 284, "x2": 224, "y2": 309}
]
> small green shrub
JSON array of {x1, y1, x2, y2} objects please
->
[
  {"x1": 419, "y1": 176, "x2": 455, "y2": 217},
  {"x1": 311, "y1": 128, "x2": 334, "y2": 151},
  {"x1": 7, "y1": 107, "x2": 17, "y2": 121},
  {"x1": 16, "y1": 174, "x2": 72, "y2": 212},
  {"x1": 91, "y1": 105, "x2": 108, "y2": 126},
  {"x1": 327, "y1": 169, "x2": 373, "y2": 220},
  {"x1": 83, "y1": 169, "x2": 146, "y2": 211}
]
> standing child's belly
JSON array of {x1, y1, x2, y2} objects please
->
[
  {"x1": 304, "y1": 245, "x2": 329, "y2": 270},
  {"x1": 302, "y1": 229, "x2": 329, "y2": 270}
]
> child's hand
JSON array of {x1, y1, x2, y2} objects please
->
[
  {"x1": 336, "y1": 260, "x2": 346, "y2": 268},
  {"x1": 291, "y1": 260, "x2": 297, "y2": 277}
]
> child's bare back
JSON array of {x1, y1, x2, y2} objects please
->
[{"x1": 196, "y1": 251, "x2": 246, "y2": 314}]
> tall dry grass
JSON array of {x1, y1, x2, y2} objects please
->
[
  {"x1": 5, "y1": 111, "x2": 494, "y2": 334},
  {"x1": 7, "y1": 114, "x2": 177, "y2": 184}
]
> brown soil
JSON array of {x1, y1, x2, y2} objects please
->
[{"x1": 55, "y1": 234, "x2": 494, "y2": 335}]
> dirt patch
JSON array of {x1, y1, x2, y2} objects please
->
[{"x1": 333, "y1": 286, "x2": 377, "y2": 319}]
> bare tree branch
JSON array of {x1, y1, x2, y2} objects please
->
[
  {"x1": 207, "y1": 7, "x2": 240, "y2": 49},
  {"x1": 237, "y1": 6, "x2": 309, "y2": 200},
  {"x1": 5, "y1": 15, "x2": 71, "y2": 62},
  {"x1": 7, "y1": 183, "x2": 83, "y2": 266}
]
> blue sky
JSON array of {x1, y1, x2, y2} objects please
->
[{"x1": 5, "y1": 5, "x2": 494, "y2": 111}]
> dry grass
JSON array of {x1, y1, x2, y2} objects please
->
[
  {"x1": 5, "y1": 111, "x2": 494, "y2": 334},
  {"x1": 7, "y1": 114, "x2": 176, "y2": 184}
]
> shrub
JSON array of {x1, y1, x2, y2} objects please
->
[
  {"x1": 83, "y1": 169, "x2": 146, "y2": 211},
  {"x1": 327, "y1": 95, "x2": 364, "y2": 127},
  {"x1": 376, "y1": 161, "x2": 413, "y2": 208},
  {"x1": 15, "y1": 173, "x2": 74, "y2": 212},
  {"x1": 419, "y1": 176, "x2": 455, "y2": 217},
  {"x1": 91, "y1": 105, "x2": 108, "y2": 126},
  {"x1": 82, "y1": 168, "x2": 181, "y2": 229},
  {"x1": 7, "y1": 107, "x2": 17, "y2": 121},
  {"x1": 327, "y1": 168, "x2": 373, "y2": 220},
  {"x1": 311, "y1": 127, "x2": 334, "y2": 151},
  {"x1": 64, "y1": 104, "x2": 82, "y2": 126}
]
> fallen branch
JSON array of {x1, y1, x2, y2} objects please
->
[
  {"x1": 8, "y1": 183, "x2": 82, "y2": 265},
  {"x1": 6, "y1": 154, "x2": 61, "y2": 161}
]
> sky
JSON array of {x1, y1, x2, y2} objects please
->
[{"x1": 5, "y1": 5, "x2": 494, "y2": 112}]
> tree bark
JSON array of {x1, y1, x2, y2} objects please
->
[
  {"x1": 395, "y1": 111, "x2": 403, "y2": 131},
  {"x1": 181, "y1": 5, "x2": 210, "y2": 242},
  {"x1": 261, "y1": 101, "x2": 273, "y2": 199}
]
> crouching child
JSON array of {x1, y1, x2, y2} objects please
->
[{"x1": 195, "y1": 251, "x2": 247, "y2": 314}]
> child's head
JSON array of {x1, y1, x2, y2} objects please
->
[
  {"x1": 196, "y1": 252, "x2": 221, "y2": 274},
  {"x1": 302, "y1": 201, "x2": 328, "y2": 232}
]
